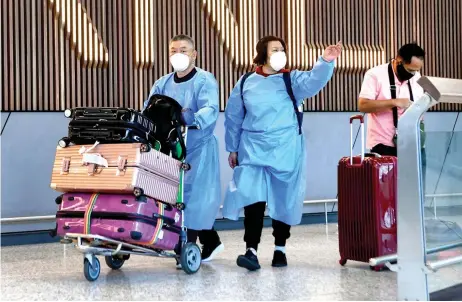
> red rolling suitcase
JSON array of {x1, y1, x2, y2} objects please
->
[{"x1": 337, "y1": 115, "x2": 397, "y2": 270}]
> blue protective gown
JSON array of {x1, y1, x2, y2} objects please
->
[
  {"x1": 145, "y1": 68, "x2": 221, "y2": 230},
  {"x1": 223, "y1": 57, "x2": 335, "y2": 225}
]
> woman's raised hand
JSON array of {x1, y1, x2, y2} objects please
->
[{"x1": 322, "y1": 41, "x2": 343, "y2": 62}]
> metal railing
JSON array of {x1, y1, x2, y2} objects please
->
[{"x1": 2, "y1": 193, "x2": 461, "y2": 225}]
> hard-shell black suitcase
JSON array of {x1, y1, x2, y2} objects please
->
[{"x1": 59, "y1": 107, "x2": 160, "y2": 148}]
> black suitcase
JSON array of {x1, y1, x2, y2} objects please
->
[{"x1": 59, "y1": 107, "x2": 160, "y2": 149}]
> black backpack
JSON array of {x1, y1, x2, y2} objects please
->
[
  {"x1": 240, "y1": 71, "x2": 303, "y2": 135},
  {"x1": 143, "y1": 94, "x2": 187, "y2": 160}
]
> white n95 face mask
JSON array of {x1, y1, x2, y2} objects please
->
[
  {"x1": 170, "y1": 53, "x2": 190, "y2": 72},
  {"x1": 269, "y1": 51, "x2": 287, "y2": 71}
]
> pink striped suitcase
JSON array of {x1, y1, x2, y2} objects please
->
[
  {"x1": 50, "y1": 143, "x2": 182, "y2": 204},
  {"x1": 55, "y1": 193, "x2": 182, "y2": 250}
]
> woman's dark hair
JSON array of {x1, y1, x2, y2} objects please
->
[
  {"x1": 398, "y1": 43, "x2": 425, "y2": 63},
  {"x1": 253, "y1": 36, "x2": 287, "y2": 66}
]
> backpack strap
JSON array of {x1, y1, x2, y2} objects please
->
[
  {"x1": 283, "y1": 72, "x2": 302, "y2": 135},
  {"x1": 240, "y1": 71, "x2": 302, "y2": 135},
  {"x1": 240, "y1": 72, "x2": 254, "y2": 101}
]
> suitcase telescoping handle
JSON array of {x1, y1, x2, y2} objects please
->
[{"x1": 349, "y1": 114, "x2": 365, "y2": 165}]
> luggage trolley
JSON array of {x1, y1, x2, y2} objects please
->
[{"x1": 60, "y1": 126, "x2": 201, "y2": 282}]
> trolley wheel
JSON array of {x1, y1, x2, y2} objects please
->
[
  {"x1": 83, "y1": 257, "x2": 100, "y2": 282},
  {"x1": 181, "y1": 163, "x2": 191, "y2": 171},
  {"x1": 133, "y1": 187, "x2": 144, "y2": 197},
  {"x1": 339, "y1": 259, "x2": 347, "y2": 266},
  {"x1": 180, "y1": 243, "x2": 201, "y2": 274},
  {"x1": 176, "y1": 203, "x2": 185, "y2": 211},
  {"x1": 105, "y1": 256, "x2": 125, "y2": 270}
]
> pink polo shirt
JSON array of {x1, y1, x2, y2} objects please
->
[{"x1": 359, "y1": 63, "x2": 424, "y2": 149}]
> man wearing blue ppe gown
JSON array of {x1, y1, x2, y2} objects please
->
[{"x1": 145, "y1": 35, "x2": 224, "y2": 267}]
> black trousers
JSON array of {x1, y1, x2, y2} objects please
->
[
  {"x1": 187, "y1": 227, "x2": 220, "y2": 247},
  {"x1": 370, "y1": 143, "x2": 427, "y2": 187},
  {"x1": 243, "y1": 202, "x2": 291, "y2": 250}
]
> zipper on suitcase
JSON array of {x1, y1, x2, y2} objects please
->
[{"x1": 56, "y1": 210, "x2": 179, "y2": 229}]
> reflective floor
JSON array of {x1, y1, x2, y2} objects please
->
[
  {"x1": 2, "y1": 223, "x2": 461, "y2": 301},
  {"x1": 1, "y1": 224, "x2": 397, "y2": 301}
]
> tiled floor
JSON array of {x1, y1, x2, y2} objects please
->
[{"x1": 1, "y1": 223, "x2": 461, "y2": 301}]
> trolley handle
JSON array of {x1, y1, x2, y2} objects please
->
[
  {"x1": 182, "y1": 126, "x2": 198, "y2": 145},
  {"x1": 349, "y1": 115, "x2": 365, "y2": 165}
]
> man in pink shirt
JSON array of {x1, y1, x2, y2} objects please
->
[{"x1": 358, "y1": 43, "x2": 426, "y2": 156}]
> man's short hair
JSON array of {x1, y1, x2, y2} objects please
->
[
  {"x1": 170, "y1": 34, "x2": 195, "y2": 49},
  {"x1": 398, "y1": 43, "x2": 425, "y2": 63}
]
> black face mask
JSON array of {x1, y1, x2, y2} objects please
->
[{"x1": 396, "y1": 62, "x2": 415, "y2": 82}]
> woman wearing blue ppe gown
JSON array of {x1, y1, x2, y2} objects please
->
[
  {"x1": 223, "y1": 36, "x2": 342, "y2": 271},
  {"x1": 145, "y1": 35, "x2": 224, "y2": 267}
]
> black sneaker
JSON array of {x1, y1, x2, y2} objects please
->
[
  {"x1": 271, "y1": 250, "x2": 287, "y2": 267},
  {"x1": 201, "y1": 242, "x2": 225, "y2": 262},
  {"x1": 236, "y1": 249, "x2": 261, "y2": 271}
]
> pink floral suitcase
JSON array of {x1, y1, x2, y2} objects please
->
[{"x1": 55, "y1": 193, "x2": 182, "y2": 251}]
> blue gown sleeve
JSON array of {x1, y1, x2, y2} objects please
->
[
  {"x1": 189, "y1": 73, "x2": 219, "y2": 130},
  {"x1": 224, "y1": 78, "x2": 245, "y2": 153},
  {"x1": 143, "y1": 79, "x2": 163, "y2": 109},
  {"x1": 291, "y1": 56, "x2": 335, "y2": 105}
]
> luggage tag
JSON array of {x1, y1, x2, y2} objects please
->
[{"x1": 79, "y1": 142, "x2": 108, "y2": 175}]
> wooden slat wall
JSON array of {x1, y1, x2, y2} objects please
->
[{"x1": 1, "y1": 0, "x2": 461, "y2": 112}]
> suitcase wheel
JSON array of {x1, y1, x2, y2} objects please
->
[
  {"x1": 181, "y1": 163, "x2": 191, "y2": 171},
  {"x1": 58, "y1": 137, "x2": 70, "y2": 148},
  {"x1": 130, "y1": 231, "x2": 142, "y2": 241},
  {"x1": 64, "y1": 109, "x2": 73, "y2": 118},
  {"x1": 104, "y1": 256, "x2": 125, "y2": 270},
  {"x1": 140, "y1": 144, "x2": 151, "y2": 152},
  {"x1": 180, "y1": 243, "x2": 201, "y2": 274},
  {"x1": 339, "y1": 259, "x2": 347, "y2": 266},
  {"x1": 83, "y1": 256, "x2": 100, "y2": 282},
  {"x1": 55, "y1": 195, "x2": 63, "y2": 205},
  {"x1": 370, "y1": 265, "x2": 384, "y2": 272},
  {"x1": 176, "y1": 203, "x2": 185, "y2": 211},
  {"x1": 133, "y1": 187, "x2": 144, "y2": 197}
]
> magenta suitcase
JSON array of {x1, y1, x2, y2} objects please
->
[{"x1": 55, "y1": 193, "x2": 181, "y2": 251}]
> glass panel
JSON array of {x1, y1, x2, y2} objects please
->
[{"x1": 423, "y1": 130, "x2": 462, "y2": 294}]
